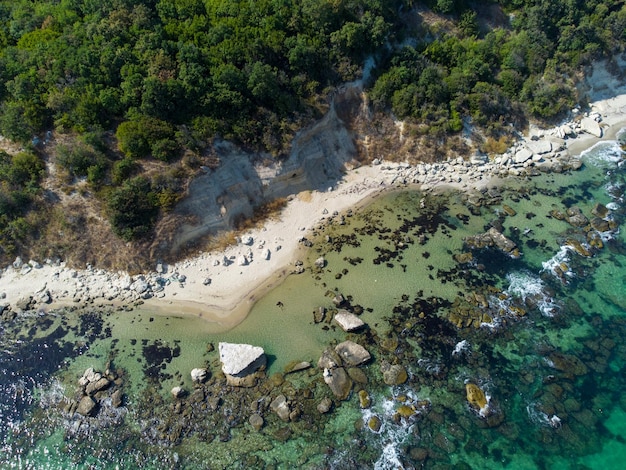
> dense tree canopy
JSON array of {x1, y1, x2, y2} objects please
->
[
  {"x1": 0, "y1": 0, "x2": 403, "y2": 151},
  {"x1": 370, "y1": 0, "x2": 626, "y2": 136},
  {"x1": 0, "y1": 0, "x2": 625, "y2": 245}
]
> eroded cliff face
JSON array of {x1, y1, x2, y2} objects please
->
[{"x1": 167, "y1": 102, "x2": 358, "y2": 254}]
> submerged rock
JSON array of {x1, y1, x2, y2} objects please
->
[
  {"x1": 171, "y1": 386, "x2": 185, "y2": 398},
  {"x1": 317, "y1": 397, "x2": 333, "y2": 414},
  {"x1": 284, "y1": 361, "x2": 312, "y2": 374},
  {"x1": 464, "y1": 227, "x2": 519, "y2": 258},
  {"x1": 547, "y1": 352, "x2": 589, "y2": 376},
  {"x1": 454, "y1": 252, "x2": 473, "y2": 264},
  {"x1": 566, "y1": 239, "x2": 592, "y2": 257},
  {"x1": 591, "y1": 203, "x2": 609, "y2": 218},
  {"x1": 368, "y1": 415, "x2": 382, "y2": 432},
  {"x1": 566, "y1": 206, "x2": 589, "y2": 227},
  {"x1": 313, "y1": 306, "x2": 327, "y2": 323},
  {"x1": 249, "y1": 413, "x2": 264, "y2": 431},
  {"x1": 270, "y1": 394, "x2": 291, "y2": 422},
  {"x1": 111, "y1": 389, "x2": 123, "y2": 408},
  {"x1": 358, "y1": 390, "x2": 371, "y2": 409},
  {"x1": 381, "y1": 362, "x2": 408, "y2": 386}
]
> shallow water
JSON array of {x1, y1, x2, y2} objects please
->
[{"x1": 1, "y1": 131, "x2": 625, "y2": 468}]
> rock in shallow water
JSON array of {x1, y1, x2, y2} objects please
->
[
  {"x1": 76, "y1": 396, "x2": 97, "y2": 416},
  {"x1": 218, "y1": 342, "x2": 266, "y2": 376},
  {"x1": 317, "y1": 397, "x2": 333, "y2": 414},
  {"x1": 465, "y1": 383, "x2": 489, "y2": 416},
  {"x1": 191, "y1": 368, "x2": 208, "y2": 383},
  {"x1": 380, "y1": 362, "x2": 408, "y2": 386},
  {"x1": 334, "y1": 340, "x2": 371, "y2": 366},
  {"x1": 323, "y1": 367, "x2": 352, "y2": 400},
  {"x1": 249, "y1": 413, "x2": 264, "y2": 431},
  {"x1": 270, "y1": 394, "x2": 291, "y2": 422},
  {"x1": 334, "y1": 310, "x2": 366, "y2": 332}
]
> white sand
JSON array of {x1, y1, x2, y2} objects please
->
[{"x1": 2, "y1": 77, "x2": 626, "y2": 329}]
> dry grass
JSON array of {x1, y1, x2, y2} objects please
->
[
  {"x1": 203, "y1": 230, "x2": 240, "y2": 253},
  {"x1": 482, "y1": 136, "x2": 511, "y2": 155},
  {"x1": 248, "y1": 197, "x2": 288, "y2": 226}
]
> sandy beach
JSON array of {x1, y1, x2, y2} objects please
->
[{"x1": 2, "y1": 68, "x2": 626, "y2": 328}]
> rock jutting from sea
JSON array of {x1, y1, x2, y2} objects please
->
[{"x1": 218, "y1": 342, "x2": 267, "y2": 387}]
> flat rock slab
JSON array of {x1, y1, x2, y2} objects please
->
[
  {"x1": 219, "y1": 342, "x2": 266, "y2": 377},
  {"x1": 580, "y1": 117, "x2": 603, "y2": 138},
  {"x1": 334, "y1": 310, "x2": 366, "y2": 332},
  {"x1": 514, "y1": 147, "x2": 533, "y2": 164},
  {"x1": 527, "y1": 140, "x2": 552, "y2": 155}
]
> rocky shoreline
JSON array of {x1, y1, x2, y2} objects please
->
[{"x1": 2, "y1": 97, "x2": 626, "y2": 328}]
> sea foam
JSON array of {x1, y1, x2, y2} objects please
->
[
  {"x1": 580, "y1": 140, "x2": 625, "y2": 168},
  {"x1": 506, "y1": 271, "x2": 560, "y2": 317}
]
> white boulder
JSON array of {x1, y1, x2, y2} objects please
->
[
  {"x1": 514, "y1": 147, "x2": 533, "y2": 164},
  {"x1": 527, "y1": 140, "x2": 552, "y2": 155},
  {"x1": 191, "y1": 368, "x2": 208, "y2": 383},
  {"x1": 218, "y1": 342, "x2": 266, "y2": 377},
  {"x1": 580, "y1": 117, "x2": 603, "y2": 137},
  {"x1": 334, "y1": 311, "x2": 366, "y2": 332}
]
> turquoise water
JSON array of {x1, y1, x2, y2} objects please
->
[{"x1": 1, "y1": 132, "x2": 625, "y2": 468}]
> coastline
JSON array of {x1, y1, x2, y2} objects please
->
[{"x1": 2, "y1": 93, "x2": 626, "y2": 326}]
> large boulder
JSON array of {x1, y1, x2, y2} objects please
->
[
  {"x1": 323, "y1": 367, "x2": 352, "y2": 400},
  {"x1": 76, "y1": 396, "x2": 97, "y2": 416},
  {"x1": 334, "y1": 310, "x2": 366, "y2": 332},
  {"x1": 335, "y1": 341, "x2": 371, "y2": 367},
  {"x1": 527, "y1": 140, "x2": 552, "y2": 155},
  {"x1": 580, "y1": 117, "x2": 603, "y2": 138},
  {"x1": 219, "y1": 343, "x2": 266, "y2": 387},
  {"x1": 514, "y1": 147, "x2": 533, "y2": 164},
  {"x1": 85, "y1": 377, "x2": 110, "y2": 396},
  {"x1": 317, "y1": 348, "x2": 341, "y2": 369},
  {"x1": 249, "y1": 413, "x2": 264, "y2": 431}
]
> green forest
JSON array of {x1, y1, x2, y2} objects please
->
[{"x1": 0, "y1": 0, "x2": 625, "y2": 261}]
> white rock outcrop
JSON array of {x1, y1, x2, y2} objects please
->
[
  {"x1": 218, "y1": 342, "x2": 266, "y2": 377},
  {"x1": 334, "y1": 311, "x2": 366, "y2": 332},
  {"x1": 191, "y1": 368, "x2": 208, "y2": 383},
  {"x1": 580, "y1": 116, "x2": 603, "y2": 137}
]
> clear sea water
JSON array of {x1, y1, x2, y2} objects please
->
[{"x1": 1, "y1": 131, "x2": 625, "y2": 469}]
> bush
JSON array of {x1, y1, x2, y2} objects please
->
[
  {"x1": 106, "y1": 177, "x2": 159, "y2": 241},
  {"x1": 112, "y1": 157, "x2": 139, "y2": 185},
  {"x1": 6, "y1": 151, "x2": 45, "y2": 188}
]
